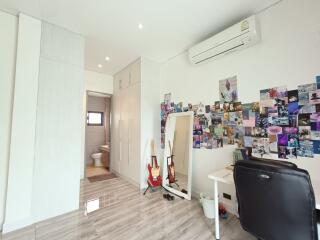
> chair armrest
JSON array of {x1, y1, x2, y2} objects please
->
[{"x1": 317, "y1": 210, "x2": 320, "y2": 236}]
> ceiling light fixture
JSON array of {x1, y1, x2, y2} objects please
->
[
  {"x1": 105, "y1": 56, "x2": 110, "y2": 61},
  {"x1": 138, "y1": 23, "x2": 144, "y2": 29},
  {"x1": 98, "y1": 64, "x2": 103, "y2": 68}
]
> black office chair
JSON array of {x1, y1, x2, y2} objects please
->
[{"x1": 234, "y1": 159, "x2": 318, "y2": 240}]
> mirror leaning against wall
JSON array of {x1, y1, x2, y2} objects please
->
[{"x1": 162, "y1": 112, "x2": 194, "y2": 200}]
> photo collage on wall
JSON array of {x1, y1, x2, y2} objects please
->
[{"x1": 160, "y1": 75, "x2": 320, "y2": 159}]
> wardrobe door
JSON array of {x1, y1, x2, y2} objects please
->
[
  {"x1": 127, "y1": 82, "x2": 141, "y2": 183},
  {"x1": 111, "y1": 91, "x2": 120, "y2": 173},
  {"x1": 119, "y1": 87, "x2": 129, "y2": 177}
]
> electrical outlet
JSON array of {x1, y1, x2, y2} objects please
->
[{"x1": 223, "y1": 193, "x2": 232, "y2": 200}]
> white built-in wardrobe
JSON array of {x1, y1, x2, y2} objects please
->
[{"x1": 111, "y1": 58, "x2": 161, "y2": 189}]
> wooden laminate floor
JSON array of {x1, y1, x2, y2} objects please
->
[
  {"x1": 1, "y1": 177, "x2": 254, "y2": 240},
  {"x1": 86, "y1": 165, "x2": 109, "y2": 178}
]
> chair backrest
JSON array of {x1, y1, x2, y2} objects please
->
[{"x1": 234, "y1": 159, "x2": 318, "y2": 240}]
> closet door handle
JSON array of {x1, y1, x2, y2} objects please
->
[{"x1": 128, "y1": 121, "x2": 131, "y2": 165}]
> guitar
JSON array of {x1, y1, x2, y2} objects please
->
[
  {"x1": 167, "y1": 141, "x2": 176, "y2": 184},
  {"x1": 147, "y1": 140, "x2": 162, "y2": 187}
]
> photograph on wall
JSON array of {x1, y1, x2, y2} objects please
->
[
  {"x1": 313, "y1": 140, "x2": 320, "y2": 154},
  {"x1": 298, "y1": 83, "x2": 316, "y2": 106},
  {"x1": 205, "y1": 105, "x2": 211, "y2": 113},
  {"x1": 288, "y1": 115, "x2": 298, "y2": 127},
  {"x1": 311, "y1": 131, "x2": 320, "y2": 141},
  {"x1": 242, "y1": 110, "x2": 256, "y2": 127},
  {"x1": 299, "y1": 104, "x2": 316, "y2": 114},
  {"x1": 311, "y1": 114, "x2": 320, "y2": 131},
  {"x1": 288, "y1": 90, "x2": 299, "y2": 103},
  {"x1": 267, "y1": 126, "x2": 283, "y2": 135},
  {"x1": 223, "y1": 103, "x2": 230, "y2": 112},
  {"x1": 174, "y1": 102, "x2": 183, "y2": 112},
  {"x1": 278, "y1": 146, "x2": 287, "y2": 159},
  {"x1": 309, "y1": 90, "x2": 320, "y2": 104},
  {"x1": 271, "y1": 116, "x2": 289, "y2": 126},
  {"x1": 269, "y1": 134, "x2": 278, "y2": 153},
  {"x1": 244, "y1": 127, "x2": 253, "y2": 136},
  {"x1": 316, "y1": 76, "x2": 320, "y2": 89},
  {"x1": 251, "y1": 102, "x2": 260, "y2": 112},
  {"x1": 252, "y1": 138, "x2": 270, "y2": 157},
  {"x1": 288, "y1": 134, "x2": 299, "y2": 148},
  {"x1": 214, "y1": 101, "x2": 221, "y2": 111},
  {"x1": 283, "y1": 127, "x2": 298, "y2": 134},
  {"x1": 298, "y1": 113, "x2": 311, "y2": 126},
  {"x1": 234, "y1": 102, "x2": 242, "y2": 111},
  {"x1": 223, "y1": 126, "x2": 235, "y2": 145},
  {"x1": 219, "y1": 76, "x2": 238, "y2": 103},
  {"x1": 286, "y1": 147, "x2": 297, "y2": 159},
  {"x1": 164, "y1": 93, "x2": 171, "y2": 104},
  {"x1": 255, "y1": 115, "x2": 269, "y2": 128},
  {"x1": 277, "y1": 134, "x2": 288, "y2": 146},
  {"x1": 242, "y1": 103, "x2": 252, "y2": 111},
  {"x1": 288, "y1": 102, "x2": 299, "y2": 115},
  {"x1": 211, "y1": 112, "x2": 223, "y2": 126},
  {"x1": 260, "y1": 89, "x2": 274, "y2": 108},
  {"x1": 213, "y1": 126, "x2": 224, "y2": 139},
  {"x1": 253, "y1": 127, "x2": 268, "y2": 138},
  {"x1": 197, "y1": 103, "x2": 206, "y2": 115},
  {"x1": 243, "y1": 136, "x2": 253, "y2": 147},
  {"x1": 277, "y1": 104, "x2": 288, "y2": 118},
  {"x1": 297, "y1": 140, "x2": 314, "y2": 158},
  {"x1": 299, "y1": 126, "x2": 311, "y2": 140}
]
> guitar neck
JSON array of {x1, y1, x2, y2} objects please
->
[{"x1": 151, "y1": 139, "x2": 157, "y2": 156}]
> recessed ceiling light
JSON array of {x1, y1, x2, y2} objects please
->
[
  {"x1": 98, "y1": 64, "x2": 103, "y2": 68},
  {"x1": 105, "y1": 56, "x2": 110, "y2": 61},
  {"x1": 138, "y1": 23, "x2": 144, "y2": 29}
]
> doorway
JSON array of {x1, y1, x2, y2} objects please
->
[{"x1": 85, "y1": 91, "x2": 111, "y2": 181}]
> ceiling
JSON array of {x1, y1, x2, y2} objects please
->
[{"x1": 0, "y1": 0, "x2": 281, "y2": 75}]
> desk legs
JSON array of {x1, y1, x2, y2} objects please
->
[{"x1": 214, "y1": 180, "x2": 220, "y2": 239}]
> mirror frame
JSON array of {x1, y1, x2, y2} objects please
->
[{"x1": 162, "y1": 111, "x2": 194, "y2": 200}]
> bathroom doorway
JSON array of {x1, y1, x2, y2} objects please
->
[{"x1": 85, "y1": 91, "x2": 112, "y2": 181}]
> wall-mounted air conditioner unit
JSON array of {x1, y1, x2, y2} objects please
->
[{"x1": 188, "y1": 15, "x2": 260, "y2": 65}]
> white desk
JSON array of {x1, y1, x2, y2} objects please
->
[{"x1": 208, "y1": 168, "x2": 320, "y2": 240}]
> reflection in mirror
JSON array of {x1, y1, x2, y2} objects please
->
[{"x1": 163, "y1": 112, "x2": 193, "y2": 200}]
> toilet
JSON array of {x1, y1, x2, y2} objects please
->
[{"x1": 91, "y1": 152, "x2": 103, "y2": 167}]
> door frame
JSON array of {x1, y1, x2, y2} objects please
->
[{"x1": 83, "y1": 90, "x2": 112, "y2": 179}]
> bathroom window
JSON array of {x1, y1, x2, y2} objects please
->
[{"x1": 87, "y1": 111, "x2": 104, "y2": 126}]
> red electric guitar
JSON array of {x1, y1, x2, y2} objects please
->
[
  {"x1": 167, "y1": 141, "x2": 176, "y2": 184},
  {"x1": 147, "y1": 140, "x2": 162, "y2": 187}
]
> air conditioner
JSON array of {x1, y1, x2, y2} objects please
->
[{"x1": 188, "y1": 15, "x2": 260, "y2": 65}]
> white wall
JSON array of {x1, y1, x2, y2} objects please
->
[
  {"x1": 3, "y1": 14, "x2": 42, "y2": 233},
  {"x1": 0, "y1": 11, "x2": 17, "y2": 231},
  {"x1": 140, "y1": 57, "x2": 161, "y2": 189},
  {"x1": 85, "y1": 70, "x2": 113, "y2": 94},
  {"x1": 160, "y1": 0, "x2": 320, "y2": 203}
]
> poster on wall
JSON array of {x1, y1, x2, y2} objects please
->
[
  {"x1": 219, "y1": 76, "x2": 238, "y2": 103},
  {"x1": 164, "y1": 93, "x2": 171, "y2": 104}
]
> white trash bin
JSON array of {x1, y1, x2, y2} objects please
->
[{"x1": 200, "y1": 193, "x2": 215, "y2": 219}]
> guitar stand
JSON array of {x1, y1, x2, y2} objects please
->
[{"x1": 143, "y1": 185, "x2": 166, "y2": 195}]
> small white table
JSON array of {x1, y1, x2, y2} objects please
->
[
  {"x1": 208, "y1": 169, "x2": 233, "y2": 240},
  {"x1": 208, "y1": 168, "x2": 320, "y2": 240}
]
